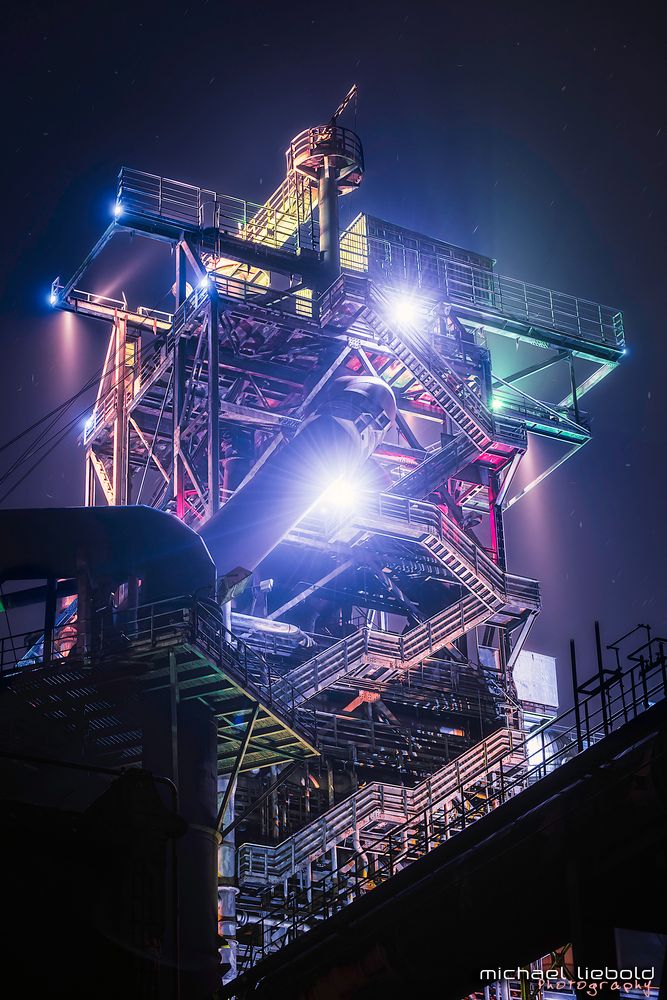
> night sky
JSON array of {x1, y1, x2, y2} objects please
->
[{"x1": 1, "y1": 0, "x2": 665, "y2": 696}]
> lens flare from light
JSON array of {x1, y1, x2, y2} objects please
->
[
  {"x1": 319, "y1": 475, "x2": 359, "y2": 513},
  {"x1": 390, "y1": 294, "x2": 420, "y2": 327},
  {"x1": 113, "y1": 202, "x2": 123, "y2": 218}
]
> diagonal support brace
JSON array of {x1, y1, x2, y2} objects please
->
[{"x1": 215, "y1": 701, "x2": 260, "y2": 834}]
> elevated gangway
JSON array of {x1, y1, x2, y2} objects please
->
[
  {"x1": 231, "y1": 635, "x2": 666, "y2": 979},
  {"x1": 339, "y1": 215, "x2": 625, "y2": 363},
  {"x1": 280, "y1": 493, "x2": 539, "y2": 704},
  {"x1": 238, "y1": 726, "x2": 524, "y2": 887}
]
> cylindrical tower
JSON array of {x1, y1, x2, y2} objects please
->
[{"x1": 287, "y1": 125, "x2": 364, "y2": 289}]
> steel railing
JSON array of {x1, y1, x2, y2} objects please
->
[
  {"x1": 1, "y1": 597, "x2": 316, "y2": 742},
  {"x1": 282, "y1": 496, "x2": 539, "y2": 703},
  {"x1": 287, "y1": 125, "x2": 363, "y2": 180},
  {"x1": 340, "y1": 232, "x2": 624, "y2": 349},
  {"x1": 238, "y1": 727, "x2": 522, "y2": 886},
  {"x1": 235, "y1": 635, "x2": 666, "y2": 972},
  {"x1": 368, "y1": 284, "x2": 495, "y2": 438},
  {"x1": 83, "y1": 273, "x2": 314, "y2": 444},
  {"x1": 128, "y1": 598, "x2": 315, "y2": 735},
  {"x1": 117, "y1": 167, "x2": 319, "y2": 253}
]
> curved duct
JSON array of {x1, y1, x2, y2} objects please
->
[{"x1": 199, "y1": 376, "x2": 396, "y2": 585}]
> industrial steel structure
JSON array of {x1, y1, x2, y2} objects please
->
[{"x1": 4, "y1": 91, "x2": 661, "y2": 999}]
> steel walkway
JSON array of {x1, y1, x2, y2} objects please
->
[
  {"x1": 280, "y1": 493, "x2": 539, "y2": 705},
  {"x1": 365, "y1": 284, "x2": 496, "y2": 450},
  {"x1": 238, "y1": 726, "x2": 524, "y2": 887},
  {"x1": 231, "y1": 633, "x2": 666, "y2": 980}
]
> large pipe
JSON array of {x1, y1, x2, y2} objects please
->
[
  {"x1": 141, "y1": 692, "x2": 219, "y2": 998},
  {"x1": 199, "y1": 376, "x2": 396, "y2": 584},
  {"x1": 218, "y1": 776, "x2": 237, "y2": 984},
  {"x1": 230, "y1": 613, "x2": 314, "y2": 654}
]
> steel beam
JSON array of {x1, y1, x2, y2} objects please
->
[
  {"x1": 219, "y1": 762, "x2": 299, "y2": 841},
  {"x1": 208, "y1": 289, "x2": 221, "y2": 517},
  {"x1": 215, "y1": 702, "x2": 260, "y2": 833},
  {"x1": 505, "y1": 440, "x2": 588, "y2": 511},
  {"x1": 493, "y1": 351, "x2": 568, "y2": 386},
  {"x1": 267, "y1": 561, "x2": 354, "y2": 620}
]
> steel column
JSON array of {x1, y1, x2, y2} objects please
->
[
  {"x1": 317, "y1": 157, "x2": 340, "y2": 288},
  {"x1": 112, "y1": 314, "x2": 128, "y2": 506},
  {"x1": 207, "y1": 288, "x2": 221, "y2": 518}
]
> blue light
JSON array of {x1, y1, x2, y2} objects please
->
[
  {"x1": 49, "y1": 292, "x2": 57, "y2": 306},
  {"x1": 113, "y1": 202, "x2": 123, "y2": 218},
  {"x1": 199, "y1": 273, "x2": 211, "y2": 289}
]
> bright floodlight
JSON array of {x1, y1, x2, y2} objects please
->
[
  {"x1": 319, "y1": 475, "x2": 358, "y2": 513},
  {"x1": 390, "y1": 294, "x2": 420, "y2": 327},
  {"x1": 49, "y1": 292, "x2": 57, "y2": 306},
  {"x1": 113, "y1": 202, "x2": 123, "y2": 218},
  {"x1": 199, "y1": 273, "x2": 211, "y2": 289},
  {"x1": 491, "y1": 396, "x2": 504, "y2": 411}
]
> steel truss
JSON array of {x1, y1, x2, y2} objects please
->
[{"x1": 48, "y1": 105, "x2": 625, "y2": 984}]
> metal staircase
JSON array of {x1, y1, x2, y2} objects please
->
[
  {"x1": 388, "y1": 433, "x2": 478, "y2": 500},
  {"x1": 234, "y1": 726, "x2": 526, "y2": 969},
  {"x1": 238, "y1": 726, "x2": 524, "y2": 886},
  {"x1": 280, "y1": 493, "x2": 539, "y2": 705},
  {"x1": 280, "y1": 594, "x2": 495, "y2": 705},
  {"x1": 233, "y1": 637, "x2": 667, "y2": 977},
  {"x1": 116, "y1": 167, "x2": 319, "y2": 258},
  {"x1": 363, "y1": 284, "x2": 496, "y2": 450}
]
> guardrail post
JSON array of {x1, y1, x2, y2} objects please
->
[
  {"x1": 594, "y1": 622, "x2": 610, "y2": 735},
  {"x1": 645, "y1": 623, "x2": 655, "y2": 667},
  {"x1": 616, "y1": 667, "x2": 629, "y2": 724},
  {"x1": 625, "y1": 667, "x2": 636, "y2": 723},
  {"x1": 639, "y1": 654, "x2": 650, "y2": 710},
  {"x1": 570, "y1": 639, "x2": 584, "y2": 753}
]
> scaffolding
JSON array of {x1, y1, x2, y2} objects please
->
[{"x1": 30, "y1": 97, "x2": 634, "y2": 991}]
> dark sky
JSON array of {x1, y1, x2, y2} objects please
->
[{"x1": 1, "y1": 0, "x2": 665, "y2": 694}]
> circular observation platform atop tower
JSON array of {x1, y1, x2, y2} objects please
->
[{"x1": 287, "y1": 125, "x2": 364, "y2": 193}]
